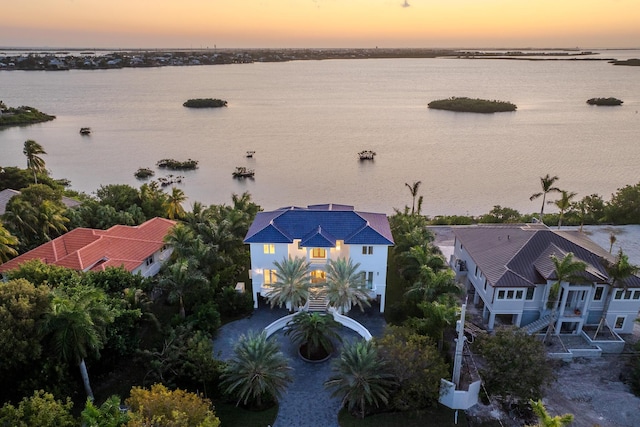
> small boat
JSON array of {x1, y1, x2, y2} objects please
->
[
  {"x1": 358, "y1": 150, "x2": 376, "y2": 160},
  {"x1": 246, "y1": 150, "x2": 255, "y2": 158},
  {"x1": 233, "y1": 166, "x2": 255, "y2": 178},
  {"x1": 79, "y1": 127, "x2": 91, "y2": 135}
]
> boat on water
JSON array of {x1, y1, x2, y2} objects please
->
[
  {"x1": 358, "y1": 150, "x2": 376, "y2": 160},
  {"x1": 79, "y1": 127, "x2": 91, "y2": 135},
  {"x1": 246, "y1": 150, "x2": 255, "y2": 158},
  {"x1": 233, "y1": 166, "x2": 255, "y2": 178}
]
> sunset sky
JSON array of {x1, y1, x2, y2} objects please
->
[{"x1": 3, "y1": 0, "x2": 639, "y2": 49}]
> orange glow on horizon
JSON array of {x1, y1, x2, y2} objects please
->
[{"x1": 4, "y1": 1, "x2": 639, "y2": 48}]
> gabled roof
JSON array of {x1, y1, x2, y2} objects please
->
[
  {"x1": 244, "y1": 204, "x2": 394, "y2": 246},
  {"x1": 0, "y1": 217, "x2": 176, "y2": 274},
  {"x1": 454, "y1": 224, "x2": 640, "y2": 288}
]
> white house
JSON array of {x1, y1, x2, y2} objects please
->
[
  {"x1": 450, "y1": 224, "x2": 640, "y2": 336},
  {"x1": 244, "y1": 204, "x2": 394, "y2": 311}
]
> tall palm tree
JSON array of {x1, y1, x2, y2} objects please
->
[
  {"x1": 530, "y1": 174, "x2": 560, "y2": 222},
  {"x1": 221, "y1": 330, "x2": 292, "y2": 409},
  {"x1": 268, "y1": 256, "x2": 311, "y2": 312},
  {"x1": 164, "y1": 223, "x2": 197, "y2": 260},
  {"x1": 324, "y1": 257, "x2": 371, "y2": 313},
  {"x1": 165, "y1": 186, "x2": 186, "y2": 220},
  {"x1": 404, "y1": 180, "x2": 422, "y2": 215},
  {"x1": 40, "y1": 287, "x2": 114, "y2": 400},
  {"x1": 0, "y1": 222, "x2": 19, "y2": 262},
  {"x1": 404, "y1": 267, "x2": 460, "y2": 302},
  {"x1": 36, "y1": 200, "x2": 69, "y2": 242},
  {"x1": 23, "y1": 140, "x2": 47, "y2": 184},
  {"x1": 543, "y1": 253, "x2": 587, "y2": 342},
  {"x1": 324, "y1": 339, "x2": 396, "y2": 419},
  {"x1": 549, "y1": 190, "x2": 577, "y2": 229},
  {"x1": 593, "y1": 249, "x2": 639, "y2": 339},
  {"x1": 399, "y1": 245, "x2": 446, "y2": 282},
  {"x1": 159, "y1": 258, "x2": 208, "y2": 318}
]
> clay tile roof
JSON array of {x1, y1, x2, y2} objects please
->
[{"x1": 0, "y1": 217, "x2": 176, "y2": 274}]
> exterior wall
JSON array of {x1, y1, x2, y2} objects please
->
[
  {"x1": 131, "y1": 246, "x2": 173, "y2": 277},
  {"x1": 248, "y1": 241, "x2": 390, "y2": 312},
  {"x1": 607, "y1": 289, "x2": 640, "y2": 334}
]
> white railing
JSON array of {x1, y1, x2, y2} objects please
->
[{"x1": 328, "y1": 308, "x2": 372, "y2": 341}]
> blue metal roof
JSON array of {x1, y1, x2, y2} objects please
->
[{"x1": 244, "y1": 205, "x2": 394, "y2": 245}]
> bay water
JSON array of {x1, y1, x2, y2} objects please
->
[{"x1": 1, "y1": 51, "x2": 639, "y2": 216}]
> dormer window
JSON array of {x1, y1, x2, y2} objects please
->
[{"x1": 145, "y1": 255, "x2": 154, "y2": 266}]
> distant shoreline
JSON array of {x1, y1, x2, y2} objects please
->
[{"x1": 0, "y1": 48, "x2": 627, "y2": 71}]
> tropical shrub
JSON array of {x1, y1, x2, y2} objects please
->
[{"x1": 285, "y1": 311, "x2": 342, "y2": 360}]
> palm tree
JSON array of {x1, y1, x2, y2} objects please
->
[
  {"x1": 36, "y1": 200, "x2": 69, "y2": 242},
  {"x1": 404, "y1": 180, "x2": 422, "y2": 215},
  {"x1": 324, "y1": 339, "x2": 396, "y2": 419},
  {"x1": 164, "y1": 223, "x2": 197, "y2": 260},
  {"x1": 413, "y1": 298, "x2": 458, "y2": 351},
  {"x1": 285, "y1": 311, "x2": 343, "y2": 360},
  {"x1": 40, "y1": 287, "x2": 114, "y2": 400},
  {"x1": 528, "y1": 399, "x2": 574, "y2": 427},
  {"x1": 543, "y1": 253, "x2": 587, "y2": 342},
  {"x1": 165, "y1": 186, "x2": 186, "y2": 220},
  {"x1": 268, "y1": 256, "x2": 311, "y2": 312},
  {"x1": 0, "y1": 222, "x2": 19, "y2": 262},
  {"x1": 159, "y1": 258, "x2": 208, "y2": 318},
  {"x1": 549, "y1": 190, "x2": 576, "y2": 229},
  {"x1": 593, "y1": 249, "x2": 639, "y2": 339},
  {"x1": 23, "y1": 140, "x2": 47, "y2": 184},
  {"x1": 324, "y1": 257, "x2": 371, "y2": 313},
  {"x1": 399, "y1": 245, "x2": 446, "y2": 282},
  {"x1": 404, "y1": 267, "x2": 460, "y2": 302},
  {"x1": 608, "y1": 232, "x2": 617, "y2": 253},
  {"x1": 221, "y1": 330, "x2": 292, "y2": 409},
  {"x1": 530, "y1": 174, "x2": 560, "y2": 222}
]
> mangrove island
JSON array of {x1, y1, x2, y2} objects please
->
[{"x1": 427, "y1": 97, "x2": 517, "y2": 113}]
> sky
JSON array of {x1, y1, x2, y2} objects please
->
[{"x1": 2, "y1": 0, "x2": 639, "y2": 50}]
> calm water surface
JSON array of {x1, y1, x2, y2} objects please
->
[{"x1": 1, "y1": 52, "x2": 639, "y2": 215}]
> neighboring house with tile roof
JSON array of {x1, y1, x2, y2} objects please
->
[
  {"x1": 0, "y1": 217, "x2": 176, "y2": 278},
  {"x1": 0, "y1": 188, "x2": 81, "y2": 215},
  {"x1": 244, "y1": 204, "x2": 394, "y2": 312},
  {"x1": 451, "y1": 224, "x2": 640, "y2": 338}
]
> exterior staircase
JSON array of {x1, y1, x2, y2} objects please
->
[
  {"x1": 524, "y1": 313, "x2": 557, "y2": 335},
  {"x1": 306, "y1": 295, "x2": 329, "y2": 312}
]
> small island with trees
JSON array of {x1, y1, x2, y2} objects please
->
[
  {"x1": 183, "y1": 98, "x2": 228, "y2": 108},
  {"x1": 428, "y1": 97, "x2": 517, "y2": 113},
  {"x1": 156, "y1": 158, "x2": 199, "y2": 170},
  {"x1": 586, "y1": 97, "x2": 623, "y2": 106},
  {"x1": 0, "y1": 101, "x2": 56, "y2": 127}
]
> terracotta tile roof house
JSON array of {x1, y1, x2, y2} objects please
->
[
  {"x1": 0, "y1": 217, "x2": 176, "y2": 277},
  {"x1": 450, "y1": 224, "x2": 640, "y2": 350},
  {"x1": 244, "y1": 204, "x2": 394, "y2": 312}
]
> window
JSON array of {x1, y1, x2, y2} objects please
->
[
  {"x1": 507, "y1": 290, "x2": 514, "y2": 299},
  {"x1": 483, "y1": 279, "x2": 487, "y2": 291},
  {"x1": 614, "y1": 316, "x2": 625, "y2": 329},
  {"x1": 614, "y1": 289, "x2": 624, "y2": 300},
  {"x1": 263, "y1": 244, "x2": 275, "y2": 254},
  {"x1": 160, "y1": 244, "x2": 167, "y2": 252},
  {"x1": 515, "y1": 290, "x2": 523, "y2": 299},
  {"x1": 593, "y1": 286, "x2": 604, "y2": 301},
  {"x1": 497, "y1": 290, "x2": 505, "y2": 299},
  {"x1": 264, "y1": 269, "x2": 277, "y2": 287},
  {"x1": 633, "y1": 290, "x2": 640, "y2": 300},
  {"x1": 362, "y1": 246, "x2": 373, "y2": 255},
  {"x1": 624, "y1": 290, "x2": 632, "y2": 300},
  {"x1": 145, "y1": 255, "x2": 154, "y2": 266},
  {"x1": 311, "y1": 248, "x2": 326, "y2": 259},
  {"x1": 474, "y1": 266, "x2": 479, "y2": 277},
  {"x1": 335, "y1": 240, "x2": 341, "y2": 251},
  {"x1": 366, "y1": 272, "x2": 374, "y2": 289},
  {"x1": 526, "y1": 287, "x2": 535, "y2": 300}
]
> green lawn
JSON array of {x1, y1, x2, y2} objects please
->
[{"x1": 214, "y1": 401, "x2": 278, "y2": 427}]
